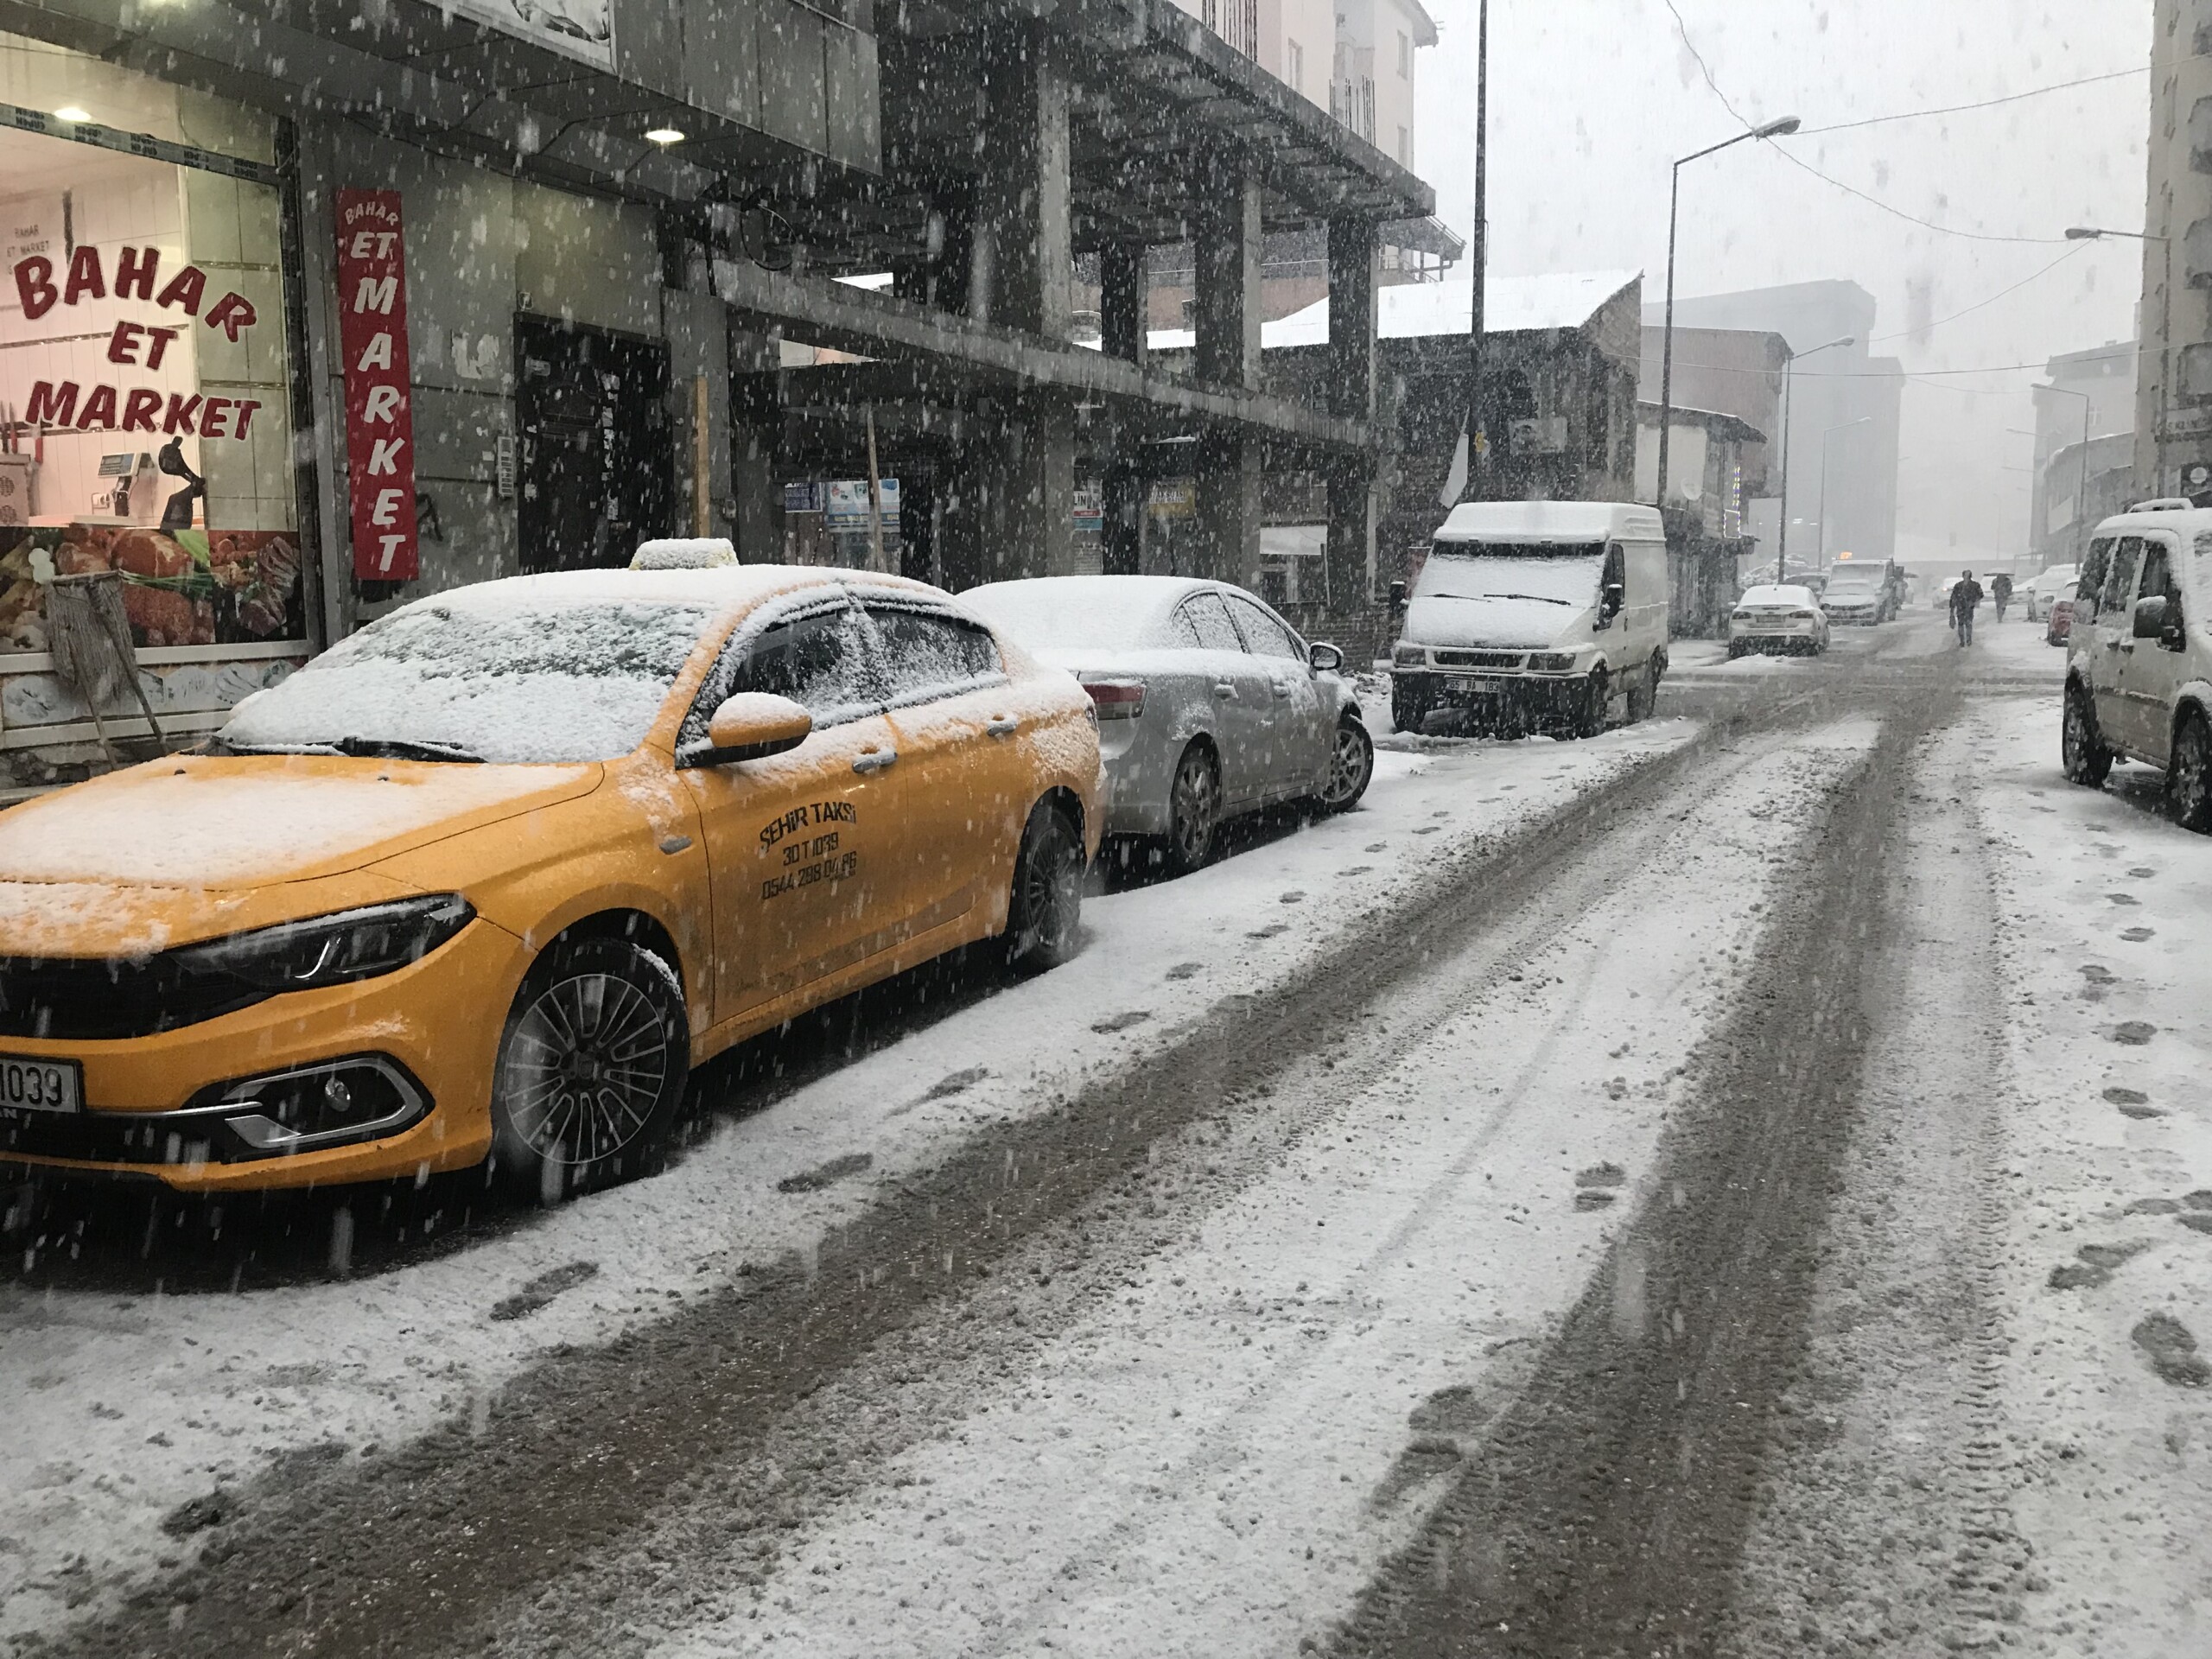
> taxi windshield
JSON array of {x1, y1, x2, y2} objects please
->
[{"x1": 223, "y1": 597, "x2": 715, "y2": 765}]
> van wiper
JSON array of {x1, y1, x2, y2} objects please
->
[{"x1": 1431, "y1": 592, "x2": 1574, "y2": 607}]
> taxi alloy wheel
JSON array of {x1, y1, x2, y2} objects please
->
[
  {"x1": 1164, "y1": 743, "x2": 1222, "y2": 875},
  {"x1": 1319, "y1": 715, "x2": 1375, "y2": 814},
  {"x1": 1007, "y1": 804, "x2": 1085, "y2": 973},
  {"x1": 491, "y1": 937, "x2": 689, "y2": 1201}
]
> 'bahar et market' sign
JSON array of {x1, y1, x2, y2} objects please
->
[
  {"x1": 11, "y1": 245, "x2": 265, "y2": 440},
  {"x1": 334, "y1": 189, "x2": 421, "y2": 582}
]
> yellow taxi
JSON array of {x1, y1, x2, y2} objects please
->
[{"x1": 0, "y1": 566, "x2": 1102, "y2": 1198}]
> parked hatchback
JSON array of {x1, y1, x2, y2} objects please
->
[
  {"x1": 963, "y1": 575, "x2": 1373, "y2": 874},
  {"x1": 2062, "y1": 505, "x2": 2212, "y2": 828}
]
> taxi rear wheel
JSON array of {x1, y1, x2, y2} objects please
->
[
  {"x1": 489, "y1": 937, "x2": 690, "y2": 1202},
  {"x1": 1006, "y1": 803, "x2": 1085, "y2": 974}
]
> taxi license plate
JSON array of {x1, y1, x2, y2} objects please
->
[{"x1": 0, "y1": 1055, "x2": 82, "y2": 1115}]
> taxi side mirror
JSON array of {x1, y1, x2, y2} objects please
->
[{"x1": 681, "y1": 693, "x2": 812, "y2": 769}]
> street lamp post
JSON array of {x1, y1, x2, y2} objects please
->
[
  {"x1": 1815, "y1": 416, "x2": 1874, "y2": 563},
  {"x1": 2067, "y1": 226, "x2": 2171, "y2": 493},
  {"x1": 1656, "y1": 116, "x2": 1801, "y2": 513},
  {"x1": 1775, "y1": 334, "x2": 1855, "y2": 583}
]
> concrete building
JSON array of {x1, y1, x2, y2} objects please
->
[
  {"x1": 2138, "y1": 1, "x2": 2212, "y2": 499},
  {"x1": 1641, "y1": 281, "x2": 1904, "y2": 566},
  {"x1": 0, "y1": 0, "x2": 1430, "y2": 788},
  {"x1": 1634, "y1": 404, "x2": 1768, "y2": 636},
  {"x1": 2031, "y1": 341, "x2": 2136, "y2": 569}
]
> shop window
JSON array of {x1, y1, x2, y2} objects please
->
[{"x1": 0, "y1": 34, "x2": 303, "y2": 744}]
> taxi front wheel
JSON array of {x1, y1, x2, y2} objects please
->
[
  {"x1": 1006, "y1": 803, "x2": 1085, "y2": 974},
  {"x1": 489, "y1": 936, "x2": 690, "y2": 1203}
]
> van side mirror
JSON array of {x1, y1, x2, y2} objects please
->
[
  {"x1": 1308, "y1": 641, "x2": 1344, "y2": 673},
  {"x1": 2133, "y1": 594, "x2": 2169, "y2": 641},
  {"x1": 679, "y1": 692, "x2": 812, "y2": 769},
  {"x1": 1596, "y1": 582, "x2": 1625, "y2": 629},
  {"x1": 1388, "y1": 580, "x2": 1408, "y2": 613}
]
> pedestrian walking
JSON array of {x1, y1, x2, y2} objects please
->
[
  {"x1": 1950, "y1": 569, "x2": 1986, "y2": 647},
  {"x1": 1991, "y1": 571, "x2": 2012, "y2": 624}
]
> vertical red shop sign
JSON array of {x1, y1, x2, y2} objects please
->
[{"x1": 334, "y1": 189, "x2": 420, "y2": 581}]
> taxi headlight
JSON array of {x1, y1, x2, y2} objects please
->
[{"x1": 172, "y1": 896, "x2": 474, "y2": 992}]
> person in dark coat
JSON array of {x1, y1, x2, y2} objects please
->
[
  {"x1": 1949, "y1": 569, "x2": 1986, "y2": 647},
  {"x1": 1991, "y1": 571, "x2": 2013, "y2": 623}
]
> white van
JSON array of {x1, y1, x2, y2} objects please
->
[{"x1": 1389, "y1": 501, "x2": 1670, "y2": 738}]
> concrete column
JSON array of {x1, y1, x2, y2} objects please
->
[
  {"x1": 1327, "y1": 217, "x2": 1379, "y2": 421},
  {"x1": 1103, "y1": 459, "x2": 1145, "y2": 575},
  {"x1": 1193, "y1": 157, "x2": 1263, "y2": 392},
  {"x1": 731, "y1": 429, "x2": 784, "y2": 563},
  {"x1": 1325, "y1": 460, "x2": 1378, "y2": 645},
  {"x1": 971, "y1": 24, "x2": 1073, "y2": 339},
  {"x1": 1192, "y1": 429, "x2": 1262, "y2": 588},
  {"x1": 1099, "y1": 242, "x2": 1149, "y2": 369},
  {"x1": 942, "y1": 404, "x2": 1077, "y2": 585}
]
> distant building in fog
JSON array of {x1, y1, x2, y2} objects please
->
[
  {"x1": 2137, "y1": 1, "x2": 2212, "y2": 498},
  {"x1": 2031, "y1": 341, "x2": 2137, "y2": 570},
  {"x1": 1641, "y1": 281, "x2": 1904, "y2": 565}
]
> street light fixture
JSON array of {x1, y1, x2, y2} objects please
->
[
  {"x1": 2067, "y1": 225, "x2": 2171, "y2": 492},
  {"x1": 1775, "y1": 334, "x2": 1854, "y2": 583},
  {"x1": 1656, "y1": 116, "x2": 1802, "y2": 514},
  {"x1": 1816, "y1": 416, "x2": 1874, "y2": 563}
]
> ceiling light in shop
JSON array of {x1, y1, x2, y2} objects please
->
[
  {"x1": 54, "y1": 105, "x2": 92, "y2": 124},
  {"x1": 644, "y1": 128, "x2": 685, "y2": 146}
]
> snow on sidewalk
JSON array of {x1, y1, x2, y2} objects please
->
[
  {"x1": 0, "y1": 721, "x2": 1695, "y2": 1641},
  {"x1": 626, "y1": 720, "x2": 1885, "y2": 1659}
]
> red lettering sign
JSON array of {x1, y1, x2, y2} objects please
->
[{"x1": 334, "y1": 189, "x2": 419, "y2": 582}]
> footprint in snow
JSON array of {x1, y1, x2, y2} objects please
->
[
  {"x1": 924, "y1": 1067, "x2": 988, "y2": 1102},
  {"x1": 776, "y1": 1153, "x2": 873, "y2": 1194},
  {"x1": 2112, "y1": 1021, "x2": 2158, "y2": 1046},
  {"x1": 1576, "y1": 1162, "x2": 1627, "y2": 1188},
  {"x1": 2122, "y1": 927, "x2": 2156, "y2": 942},
  {"x1": 1413, "y1": 826, "x2": 1441, "y2": 836},
  {"x1": 1091, "y1": 1010, "x2": 1152, "y2": 1034},
  {"x1": 1364, "y1": 842, "x2": 1388, "y2": 853},
  {"x1": 1280, "y1": 891, "x2": 1306, "y2": 905},
  {"x1": 1344, "y1": 865, "x2": 1373, "y2": 876},
  {"x1": 2128, "y1": 867, "x2": 2157, "y2": 879},
  {"x1": 2133, "y1": 1313, "x2": 2212, "y2": 1388},
  {"x1": 2126, "y1": 1198, "x2": 2183, "y2": 1215},
  {"x1": 2180, "y1": 1215, "x2": 2212, "y2": 1236},
  {"x1": 489, "y1": 1260, "x2": 600, "y2": 1323},
  {"x1": 1166, "y1": 962, "x2": 1205, "y2": 982},
  {"x1": 1248, "y1": 923, "x2": 1290, "y2": 940},
  {"x1": 2082, "y1": 964, "x2": 2117, "y2": 982},
  {"x1": 2107, "y1": 893, "x2": 2142, "y2": 906}
]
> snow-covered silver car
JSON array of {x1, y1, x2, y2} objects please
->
[{"x1": 962, "y1": 576, "x2": 1374, "y2": 873}]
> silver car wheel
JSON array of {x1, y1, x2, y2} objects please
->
[
  {"x1": 1168, "y1": 746, "x2": 1222, "y2": 871},
  {"x1": 1320, "y1": 716, "x2": 1374, "y2": 812}
]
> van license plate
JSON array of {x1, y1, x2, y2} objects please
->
[{"x1": 0, "y1": 1056, "x2": 82, "y2": 1115}]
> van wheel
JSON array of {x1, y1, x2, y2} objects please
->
[
  {"x1": 1625, "y1": 664, "x2": 1657, "y2": 724},
  {"x1": 1391, "y1": 681, "x2": 1432, "y2": 736},
  {"x1": 2173, "y1": 710, "x2": 2212, "y2": 832},
  {"x1": 489, "y1": 937, "x2": 689, "y2": 1203},
  {"x1": 1006, "y1": 802, "x2": 1085, "y2": 972},
  {"x1": 2062, "y1": 682, "x2": 2113, "y2": 789},
  {"x1": 1160, "y1": 741, "x2": 1223, "y2": 876},
  {"x1": 1572, "y1": 668, "x2": 1611, "y2": 740}
]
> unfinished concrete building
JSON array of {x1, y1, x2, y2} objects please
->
[{"x1": 0, "y1": 1, "x2": 1433, "y2": 784}]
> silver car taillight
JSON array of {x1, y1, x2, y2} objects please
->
[{"x1": 1082, "y1": 677, "x2": 1147, "y2": 720}]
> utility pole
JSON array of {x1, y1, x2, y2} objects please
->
[{"x1": 1437, "y1": 0, "x2": 1488, "y2": 509}]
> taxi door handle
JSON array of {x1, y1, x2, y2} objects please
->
[
  {"x1": 1214, "y1": 683, "x2": 1237, "y2": 700},
  {"x1": 853, "y1": 749, "x2": 899, "y2": 775},
  {"x1": 985, "y1": 717, "x2": 1020, "y2": 739}
]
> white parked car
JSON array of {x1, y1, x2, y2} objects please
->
[
  {"x1": 1728, "y1": 584, "x2": 1830, "y2": 657},
  {"x1": 2025, "y1": 563, "x2": 2080, "y2": 623},
  {"x1": 963, "y1": 575, "x2": 1374, "y2": 874},
  {"x1": 2063, "y1": 505, "x2": 2212, "y2": 829}
]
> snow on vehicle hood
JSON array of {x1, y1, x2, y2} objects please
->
[
  {"x1": 1404, "y1": 554, "x2": 1600, "y2": 650},
  {"x1": 0, "y1": 755, "x2": 602, "y2": 892}
]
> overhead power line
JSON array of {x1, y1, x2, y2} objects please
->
[{"x1": 1796, "y1": 65, "x2": 2148, "y2": 136}]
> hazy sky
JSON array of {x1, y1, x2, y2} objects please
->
[{"x1": 1412, "y1": 0, "x2": 2153, "y2": 558}]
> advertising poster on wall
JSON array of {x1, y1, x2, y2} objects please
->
[{"x1": 447, "y1": 0, "x2": 614, "y2": 70}]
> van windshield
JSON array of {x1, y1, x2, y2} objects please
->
[{"x1": 1419, "y1": 547, "x2": 1604, "y2": 608}]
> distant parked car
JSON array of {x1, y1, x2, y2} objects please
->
[
  {"x1": 2026, "y1": 564, "x2": 2079, "y2": 624},
  {"x1": 963, "y1": 575, "x2": 1373, "y2": 874},
  {"x1": 2046, "y1": 595, "x2": 2076, "y2": 646},
  {"x1": 1820, "y1": 557, "x2": 1904, "y2": 624},
  {"x1": 1729, "y1": 583, "x2": 1830, "y2": 657}
]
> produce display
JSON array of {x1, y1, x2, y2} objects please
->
[{"x1": 0, "y1": 524, "x2": 303, "y2": 653}]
